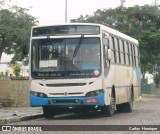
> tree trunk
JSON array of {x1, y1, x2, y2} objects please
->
[
  {"x1": 158, "y1": 70, "x2": 160, "y2": 84},
  {"x1": 141, "y1": 65, "x2": 146, "y2": 83},
  {"x1": 0, "y1": 52, "x2": 2, "y2": 62}
]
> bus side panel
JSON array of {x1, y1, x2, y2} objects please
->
[
  {"x1": 105, "y1": 65, "x2": 130, "y2": 105},
  {"x1": 104, "y1": 64, "x2": 141, "y2": 105},
  {"x1": 132, "y1": 67, "x2": 141, "y2": 101}
]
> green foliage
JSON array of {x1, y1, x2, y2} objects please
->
[
  {"x1": 154, "y1": 73, "x2": 159, "y2": 85},
  {"x1": 0, "y1": 5, "x2": 38, "y2": 62},
  {"x1": 71, "y1": 5, "x2": 160, "y2": 79},
  {"x1": 13, "y1": 64, "x2": 21, "y2": 77}
]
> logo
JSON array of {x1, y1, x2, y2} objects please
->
[
  {"x1": 2, "y1": 126, "x2": 11, "y2": 131},
  {"x1": 94, "y1": 70, "x2": 99, "y2": 76}
]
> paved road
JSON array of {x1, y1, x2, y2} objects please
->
[{"x1": 6, "y1": 97, "x2": 160, "y2": 133}]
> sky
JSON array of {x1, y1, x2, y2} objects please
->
[
  {"x1": 1, "y1": 0, "x2": 158, "y2": 62},
  {"x1": 16, "y1": 0, "x2": 156, "y2": 25}
]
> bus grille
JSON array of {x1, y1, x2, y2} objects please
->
[
  {"x1": 49, "y1": 92, "x2": 84, "y2": 96},
  {"x1": 49, "y1": 99, "x2": 81, "y2": 104},
  {"x1": 46, "y1": 83, "x2": 86, "y2": 87}
]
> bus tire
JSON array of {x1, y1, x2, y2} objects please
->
[
  {"x1": 102, "y1": 93, "x2": 115, "y2": 117},
  {"x1": 43, "y1": 106, "x2": 54, "y2": 119},
  {"x1": 116, "y1": 104, "x2": 125, "y2": 113},
  {"x1": 124, "y1": 89, "x2": 133, "y2": 112}
]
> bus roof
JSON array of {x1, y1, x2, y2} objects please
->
[
  {"x1": 32, "y1": 23, "x2": 138, "y2": 44},
  {"x1": 32, "y1": 23, "x2": 101, "y2": 28}
]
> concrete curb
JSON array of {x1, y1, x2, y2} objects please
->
[{"x1": 0, "y1": 113, "x2": 43, "y2": 124}]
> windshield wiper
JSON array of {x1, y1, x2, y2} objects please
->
[{"x1": 73, "y1": 35, "x2": 84, "y2": 58}]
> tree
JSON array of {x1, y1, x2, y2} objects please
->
[
  {"x1": 13, "y1": 64, "x2": 21, "y2": 77},
  {"x1": 0, "y1": 6, "x2": 38, "y2": 62},
  {"x1": 0, "y1": 0, "x2": 7, "y2": 8},
  {"x1": 71, "y1": 5, "x2": 160, "y2": 82}
]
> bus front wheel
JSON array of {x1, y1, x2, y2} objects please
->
[
  {"x1": 102, "y1": 93, "x2": 115, "y2": 117},
  {"x1": 43, "y1": 106, "x2": 54, "y2": 119}
]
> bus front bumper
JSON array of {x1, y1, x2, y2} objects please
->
[{"x1": 30, "y1": 93, "x2": 104, "y2": 107}]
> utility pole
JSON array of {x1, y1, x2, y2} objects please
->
[
  {"x1": 153, "y1": 0, "x2": 158, "y2": 6},
  {"x1": 155, "y1": 0, "x2": 158, "y2": 6},
  {"x1": 120, "y1": 0, "x2": 126, "y2": 7},
  {"x1": 65, "y1": 0, "x2": 67, "y2": 23}
]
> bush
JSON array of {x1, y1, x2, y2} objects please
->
[
  {"x1": 13, "y1": 64, "x2": 21, "y2": 77},
  {"x1": 154, "y1": 73, "x2": 160, "y2": 85}
]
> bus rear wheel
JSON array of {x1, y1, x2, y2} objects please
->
[
  {"x1": 124, "y1": 93, "x2": 133, "y2": 112},
  {"x1": 116, "y1": 100, "x2": 133, "y2": 113},
  {"x1": 125, "y1": 88, "x2": 133, "y2": 112},
  {"x1": 117, "y1": 90, "x2": 133, "y2": 113},
  {"x1": 43, "y1": 106, "x2": 54, "y2": 119},
  {"x1": 116, "y1": 104, "x2": 125, "y2": 113}
]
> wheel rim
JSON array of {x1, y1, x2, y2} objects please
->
[{"x1": 111, "y1": 96, "x2": 115, "y2": 113}]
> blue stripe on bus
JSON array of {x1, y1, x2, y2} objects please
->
[
  {"x1": 48, "y1": 44, "x2": 98, "y2": 47},
  {"x1": 32, "y1": 69, "x2": 100, "y2": 72},
  {"x1": 30, "y1": 93, "x2": 104, "y2": 107}
]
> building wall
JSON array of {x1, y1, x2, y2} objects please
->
[
  {"x1": 145, "y1": 71, "x2": 154, "y2": 84},
  {"x1": 0, "y1": 78, "x2": 30, "y2": 107}
]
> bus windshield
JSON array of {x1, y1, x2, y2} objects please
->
[{"x1": 31, "y1": 37, "x2": 101, "y2": 79}]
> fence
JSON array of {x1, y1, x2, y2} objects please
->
[{"x1": 141, "y1": 83, "x2": 160, "y2": 96}]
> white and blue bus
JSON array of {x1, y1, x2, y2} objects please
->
[{"x1": 29, "y1": 23, "x2": 141, "y2": 118}]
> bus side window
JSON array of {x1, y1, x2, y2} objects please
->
[
  {"x1": 108, "y1": 36, "x2": 113, "y2": 49},
  {"x1": 119, "y1": 39, "x2": 124, "y2": 64},
  {"x1": 128, "y1": 43, "x2": 132, "y2": 66},
  {"x1": 122, "y1": 40, "x2": 126, "y2": 65},
  {"x1": 128, "y1": 43, "x2": 133, "y2": 66},
  {"x1": 124, "y1": 42, "x2": 129, "y2": 65},
  {"x1": 132, "y1": 44, "x2": 136, "y2": 67},
  {"x1": 108, "y1": 36, "x2": 115, "y2": 63},
  {"x1": 126, "y1": 42, "x2": 131, "y2": 66},
  {"x1": 117, "y1": 38, "x2": 121, "y2": 64},
  {"x1": 111, "y1": 36, "x2": 117, "y2": 63},
  {"x1": 114, "y1": 37, "x2": 119, "y2": 64}
]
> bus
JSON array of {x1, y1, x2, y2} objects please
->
[{"x1": 29, "y1": 23, "x2": 141, "y2": 118}]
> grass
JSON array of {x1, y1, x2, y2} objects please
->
[{"x1": 134, "y1": 96, "x2": 158, "y2": 106}]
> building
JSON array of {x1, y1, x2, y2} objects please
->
[
  {"x1": 0, "y1": 63, "x2": 29, "y2": 77},
  {"x1": 145, "y1": 71, "x2": 154, "y2": 84},
  {"x1": 0, "y1": 63, "x2": 9, "y2": 76}
]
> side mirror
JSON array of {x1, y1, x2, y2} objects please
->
[{"x1": 108, "y1": 49, "x2": 112, "y2": 60}]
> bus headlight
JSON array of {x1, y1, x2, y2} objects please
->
[
  {"x1": 86, "y1": 89, "x2": 104, "y2": 97},
  {"x1": 30, "y1": 91, "x2": 47, "y2": 98}
]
